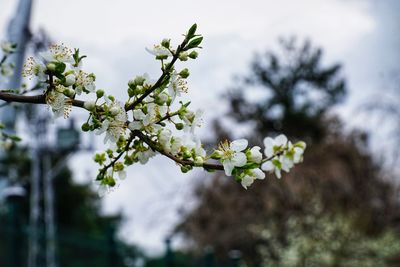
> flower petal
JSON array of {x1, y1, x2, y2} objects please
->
[
  {"x1": 223, "y1": 161, "x2": 234, "y2": 176},
  {"x1": 232, "y1": 152, "x2": 247, "y2": 167},
  {"x1": 252, "y1": 168, "x2": 266, "y2": 180},
  {"x1": 241, "y1": 175, "x2": 254, "y2": 189},
  {"x1": 261, "y1": 161, "x2": 275, "y2": 172},
  {"x1": 231, "y1": 139, "x2": 248, "y2": 152},
  {"x1": 275, "y1": 134, "x2": 288, "y2": 147}
]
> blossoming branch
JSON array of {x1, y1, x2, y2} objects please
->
[{"x1": 0, "y1": 24, "x2": 306, "y2": 194}]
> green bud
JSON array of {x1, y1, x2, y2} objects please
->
[
  {"x1": 46, "y1": 62, "x2": 56, "y2": 72},
  {"x1": 161, "y1": 38, "x2": 170, "y2": 48},
  {"x1": 108, "y1": 95, "x2": 115, "y2": 102},
  {"x1": 156, "y1": 55, "x2": 168, "y2": 60},
  {"x1": 94, "y1": 153, "x2": 106, "y2": 165},
  {"x1": 183, "y1": 150, "x2": 192, "y2": 159},
  {"x1": 194, "y1": 156, "x2": 204, "y2": 166},
  {"x1": 81, "y1": 123, "x2": 90, "y2": 132},
  {"x1": 128, "y1": 88, "x2": 135, "y2": 98},
  {"x1": 155, "y1": 93, "x2": 168, "y2": 105},
  {"x1": 188, "y1": 51, "x2": 198, "y2": 59},
  {"x1": 128, "y1": 79, "x2": 136, "y2": 89},
  {"x1": 175, "y1": 123, "x2": 184, "y2": 130},
  {"x1": 96, "y1": 89, "x2": 104, "y2": 98},
  {"x1": 180, "y1": 165, "x2": 192, "y2": 173},
  {"x1": 134, "y1": 76, "x2": 146, "y2": 86},
  {"x1": 63, "y1": 88, "x2": 75, "y2": 98},
  {"x1": 179, "y1": 68, "x2": 190, "y2": 78},
  {"x1": 113, "y1": 162, "x2": 124, "y2": 172},
  {"x1": 179, "y1": 52, "x2": 188, "y2": 61},
  {"x1": 106, "y1": 177, "x2": 116, "y2": 187},
  {"x1": 210, "y1": 150, "x2": 223, "y2": 160}
]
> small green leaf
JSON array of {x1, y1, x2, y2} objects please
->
[
  {"x1": 186, "y1": 37, "x2": 203, "y2": 50},
  {"x1": 187, "y1": 24, "x2": 197, "y2": 39}
]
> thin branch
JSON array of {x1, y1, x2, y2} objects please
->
[
  {"x1": 133, "y1": 130, "x2": 224, "y2": 171},
  {"x1": 0, "y1": 91, "x2": 86, "y2": 109},
  {"x1": 125, "y1": 39, "x2": 188, "y2": 112},
  {"x1": 99, "y1": 132, "x2": 136, "y2": 176}
]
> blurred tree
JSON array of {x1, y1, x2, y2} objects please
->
[
  {"x1": 0, "y1": 145, "x2": 140, "y2": 266},
  {"x1": 228, "y1": 38, "x2": 346, "y2": 143},
  {"x1": 176, "y1": 39, "x2": 400, "y2": 266}
]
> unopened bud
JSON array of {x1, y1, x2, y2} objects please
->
[
  {"x1": 46, "y1": 63, "x2": 56, "y2": 72},
  {"x1": 81, "y1": 123, "x2": 90, "y2": 132},
  {"x1": 161, "y1": 38, "x2": 170, "y2": 48},
  {"x1": 179, "y1": 68, "x2": 190, "y2": 79},
  {"x1": 96, "y1": 89, "x2": 104, "y2": 98},
  {"x1": 84, "y1": 101, "x2": 96, "y2": 111},
  {"x1": 65, "y1": 74, "x2": 76, "y2": 86},
  {"x1": 188, "y1": 50, "x2": 198, "y2": 59}
]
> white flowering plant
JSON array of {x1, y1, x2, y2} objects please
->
[{"x1": 0, "y1": 24, "x2": 306, "y2": 194}]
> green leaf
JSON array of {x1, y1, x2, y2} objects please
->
[
  {"x1": 185, "y1": 37, "x2": 203, "y2": 50},
  {"x1": 187, "y1": 24, "x2": 197, "y2": 39},
  {"x1": 55, "y1": 62, "x2": 66, "y2": 74}
]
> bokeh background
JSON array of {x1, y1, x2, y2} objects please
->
[{"x1": 0, "y1": 0, "x2": 399, "y2": 266}]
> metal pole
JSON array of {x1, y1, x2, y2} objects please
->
[
  {"x1": 5, "y1": 188, "x2": 25, "y2": 267},
  {"x1": 165, "y1": 237, "x2": 174, "y2": 267},
  {"x1": 44, "y1": 153, "x2": 56, "y2": 267},
  {"x1": 107, "y1": 226, "x2": 117, "y2": 267},
  {"x1": 28, "y1": 145, "x2": 40, "y2": 267}
]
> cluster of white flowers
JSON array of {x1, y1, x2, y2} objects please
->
[
  {"x1": 22, "y1": 44, "x2": 96, "y2": 118},
  {"x1": 211, "y1": 135, "x2": 305, "y2": 189},
  {"x1": 261, "y1": 135, "x2": 306, "y2": 179},
  {"x1": 15, "y1": 24, "x2": 306, "y2": 195}
]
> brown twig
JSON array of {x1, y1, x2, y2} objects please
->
[{"x1": 133, "y1": 129, "x2": 224, "y2": 171}]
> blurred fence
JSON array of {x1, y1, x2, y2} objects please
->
[{"x1": 1, "y1": 202, "x2": 243, "y2": 267}]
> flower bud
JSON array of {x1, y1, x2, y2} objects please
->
[
  {"x1": 96, "y1": 89, "x2": 104, "y2": 98},
  {"x1": 63, "y1": 88, "x2": 75, "y2": 98},
  {"x1": 134, "y1": 76, "x2": 146, "y2": 86},
  {"x1": 155, "y1": 93, "x2": 168, "y2": 105},
  {"x1": 110, "y1": 106, "x2": 120, "y2": 116},
  {"x1": 81, "y1": 123, "x2": 90, "y2": 132},
  {"x1": 175, "y1": 123, "x2": 184, "y2": 130},
  {"x1": 194, "y1": 156, "x2": 204, "y2": 166},
  {"x1": 188, "y1": 51, "x2": 198, "y2": 59},
  {"x1": 65, "y1": 74, "x2": 76, "y2": 86},
  {"x1": 179, "y1": 52, "x2": 188, "y2": 61},
  {"x1": 46, "y1": 62, "x2": 56, "y2": 72},
  {"x1": 179, "y1": 68, "x2": 190, "y2": 79},
  {"x1": 181, "y1": 165, "x2": 192, "y2": 173},
  {"x1": 84, "y1": 101, "x2": 96, "y2": 111},
  {"x1": 128, "y1": 79, "x2": 136, "y2": 89},
  {"x1": 210, "y1": 150, "x2": 223, "y2": 160},
  {"x1": 161, "y1": 38, "x2": 170, "y2": 48}
]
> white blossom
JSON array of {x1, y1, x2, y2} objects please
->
[
  {"x1": 248, "y1": 146, "x2": 262, "y2": 164},
  {"x1": 263, "y1": 134, "x2": 288, "y2": 158},
  {"x1": 168, "y1": 71, "x2": 188, "y2": 101},
  {"x1": 241, "y1": 168, "x2": 265, "y2": 189},
  {"x1": 45, "y1": 91, "x2": 72, "y2": 118},
  {"x1": 145, "y1": 44, "x2": 172, "y2": 58},
  {"x1": 74, "y1": 70, "x2": 95, "y2": 94},
  {"x1": 217, "y1": 139, "x2": 248, "y2": 176},
  {"x1": 40, "y1": 43, "x2": 74, "y2": 63},
  {"x1": 96, "y1": 102, "x2": 127, "y2": 144}
]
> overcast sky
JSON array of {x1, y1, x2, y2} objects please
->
[{"x1": 1, "y1": 0, "x2": 399, "y2": 254}]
